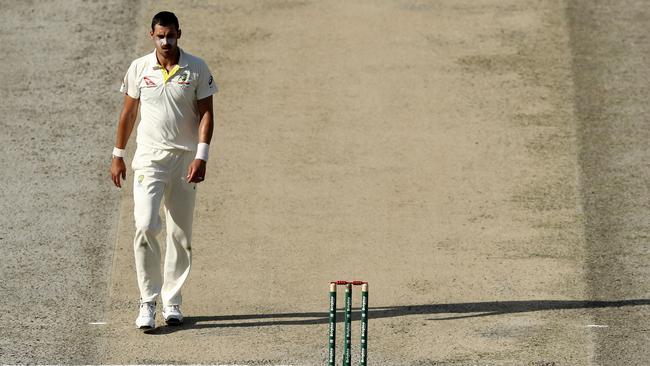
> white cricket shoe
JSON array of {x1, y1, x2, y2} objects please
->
[
  {"x1": 162, "y1": 304, "x2": 184, "y2": 325},
  {"x1": 135, "y1": 300, "x2": 156, "y2": 329}
]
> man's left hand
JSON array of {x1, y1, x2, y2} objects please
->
[{"x1": 187, "y1": 159, "x2": 207, "y2": 183}]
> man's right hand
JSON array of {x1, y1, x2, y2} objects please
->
[{"x1": 111, "y1": 157, "x2": 127, "y2": 188}]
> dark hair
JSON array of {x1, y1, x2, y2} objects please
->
[{"x1": 151, "y1": 11, "x2": 179, "y2": 31}]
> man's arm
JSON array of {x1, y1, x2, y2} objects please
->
[
  {"x1": 110, "y1": 95, "x2": 140, "y2": 188},
  {"x1": 187, "y1": 95, "x2": 214, "y2": 183}
]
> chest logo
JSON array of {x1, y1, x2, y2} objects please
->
[
  {"x1": 143, "y1": 76, "x2": 157, "y2": 87},
  {"x1": 177, "y1": 71, "x2": 191, "y2": 85}
]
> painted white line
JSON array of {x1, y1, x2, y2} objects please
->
[
  {"x1": 89, "y1": 321, "x2": 107, "y2": 325},
  {"x1": 586, "y1": 324, "x2": 608, "y2": 328}
]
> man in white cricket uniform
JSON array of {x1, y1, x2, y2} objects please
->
[{"x1": 110, "y1": 11, "x2": 217, "y2": 329}]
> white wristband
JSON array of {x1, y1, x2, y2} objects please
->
[
  {"x1": 195, "y1": 142, "x2": 209, "y2": 161},
  {"x1": 112, "y1": 147, "x2": 126, "y2": 158}
]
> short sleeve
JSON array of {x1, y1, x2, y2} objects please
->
[
  {"x1": 196, "y1": 61, "x2": 218, "y2": 100},
  {"x1": 120, "y1": 61, "x2": 140, "y2": 99}
]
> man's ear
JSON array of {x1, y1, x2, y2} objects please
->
[
  {"x1": 149, "y1": 30, "x2": 154, "y2": 39},
  {"x1": 177, "y1": 29, "x2": 182, "y2": 39}
]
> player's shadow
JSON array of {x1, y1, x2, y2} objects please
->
[{"x1": 146, "y1": 298, "x2": 650, "y2": 335}]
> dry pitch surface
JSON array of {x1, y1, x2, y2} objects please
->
[{"x1": 1, "y1": 0, "x2": 649, "y2": 365}]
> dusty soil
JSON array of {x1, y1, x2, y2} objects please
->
[
  {"x1": 0, "y1": 0, "x2": 139, "y2": 363},
  {"x1": 101, "y1": 0, "x2": 604, "y2": 364},
  {"x1": 568, "y1": 0, "x2": 650, "y2": 364},
  {"x1": 1, "y1": 0, "x2": 648, "y2": 365}
]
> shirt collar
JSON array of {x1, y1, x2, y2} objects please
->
[{"x1": 149, "y1": 48, "x2": 188, "y2": 69}]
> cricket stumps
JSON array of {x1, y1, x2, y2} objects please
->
[{"x1": 328, "y1": 281, "x2": 369, "y2": 366}]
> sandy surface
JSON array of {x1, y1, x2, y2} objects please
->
[
  {"x1": 102, "y1": 0, "x2": 597, "y2": 364},
  {"x1": 2, "y1": 0, "x2": 649, "y2": 365},
  {"x1": 568, "y1": 0, "x2": 650, "y2": 364},
  {"x1": 0, "y1": 0, "x2": 139, "y2": 364}
]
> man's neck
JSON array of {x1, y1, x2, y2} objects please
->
[{"x1": 156, "y1": 48, "x2": 180, "y2": 70}]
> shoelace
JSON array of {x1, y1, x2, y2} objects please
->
[
  {"x1": 167, "y1": 305, "x2": 180, "y2": 312},
  {"x1": 140, "y1": 302, "x2": 155, "y2": 315}
]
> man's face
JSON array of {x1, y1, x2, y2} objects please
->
[{"x1": 150, "y1": 24, "x2": 181, "y2": 58}]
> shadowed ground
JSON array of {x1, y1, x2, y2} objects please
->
[{"x1": 138, "y1": 299, "x2": 650, "y2": 333}]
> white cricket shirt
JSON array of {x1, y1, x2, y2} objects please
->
[{"x1": 120, "y1": 48, "x2": 218, "y2": 151}]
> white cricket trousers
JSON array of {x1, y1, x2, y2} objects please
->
[{"x1": 131, "y1": 146, "x2": 197, "y2": 306}]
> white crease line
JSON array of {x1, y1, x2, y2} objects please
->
[
  {"x1": 586, "y1": 324, "x2": 608, "y2": 328},
  {"x1": 89, "y1": 321, "x2": 107, "y2": 325}
]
